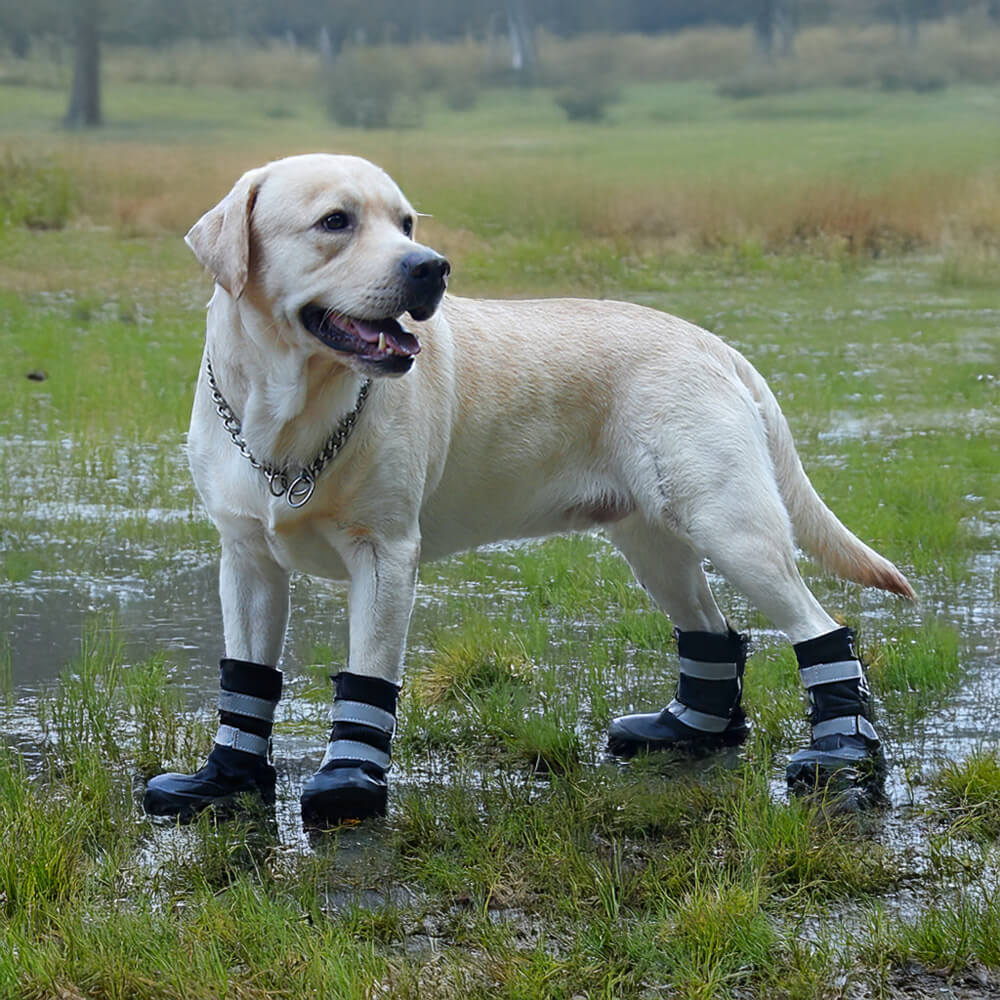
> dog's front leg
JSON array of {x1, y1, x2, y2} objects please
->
[
  {"x1": 143, "y1": 531, "x2": 290, "y2": 819},
  {"x1": 344, "y1": 536, "x2": 420, "y2": 685},
  {"x1": 300, "y1": 533, "x2": 420, "y2": 826},
  {"x1": 219, "y1": 533, "x2": 291, "y2": 666}
]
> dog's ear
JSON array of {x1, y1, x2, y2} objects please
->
[{"x1": 185, "y1": 169, "x2": 262, "y2": 299}]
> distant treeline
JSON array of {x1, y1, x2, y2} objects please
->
[{"x1": 2, "y1": 0, "x2": 998, "y2": 54}]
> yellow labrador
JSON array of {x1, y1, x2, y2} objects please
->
[{"x1": 143, "y1": 153, "x2": 913, "y2": 824}]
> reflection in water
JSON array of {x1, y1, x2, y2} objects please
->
[{"x1": 2, "y1": 553, "x2": 353, "y2": 699}]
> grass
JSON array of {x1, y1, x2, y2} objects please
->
[
  {"x1": 931, "y1": 751, "x2": 1000, "y2": 841},
  {"x1": 0, "y1": 57, "x2": 998, "y2": 998}
]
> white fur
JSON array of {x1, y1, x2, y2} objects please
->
[{"x1": 185, "y1": 154, "x2": 913, "y2": 685}]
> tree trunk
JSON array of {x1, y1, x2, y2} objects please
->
[
  {"x1": 892, "y1": 0, "x2": 920, "y2": 47},
  {"x1": 754, "y1": 0, "x2": 796, "y2": 59},
  {"x1": 506, "y1": 0, "x2": 537, "y2": 81},
  {"x1": 65, "y1": 0, "x2": 101, "y2": 128},
  {"x1": 776, "y1": 1, "x2": 796, "y2": 57}
]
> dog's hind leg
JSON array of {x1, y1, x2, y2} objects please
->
[
  {"x1": 606, "y1": 517, "x2": 727, "y2": 634},
  {"x1": 143, "y1": 532, "x2": 290, "y2": 819},
  {"x1": 605, "y1": 517, "x2": 752, "y2": 756},
  {"x1": 677, "y1": 472, "x2": 885, "y2": 798}
]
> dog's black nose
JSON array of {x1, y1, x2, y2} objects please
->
[
  {"x1": 400, "y1": 250, "x2": 450, "y2": 285},
  {"x1": 400, "y1": 249, "x2": 450, "y2": 320}
]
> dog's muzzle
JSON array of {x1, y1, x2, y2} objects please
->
[{"x1": 299, "y1": 249, "x2": 450, "y2": 376}]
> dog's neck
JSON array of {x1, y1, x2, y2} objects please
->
[{"x1": 204, "y1": 288, "x2": 370, "y2": 468}]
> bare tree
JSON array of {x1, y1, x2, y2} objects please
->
[{"x1": 65, "y1": 0, "x2": 101, "y2": 128}]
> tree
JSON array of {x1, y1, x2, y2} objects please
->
[
  {"x1": 65, "y1": 0, "x2": 101, "y2": 127},
  {"x1": 880, "y1": 0, "x2": 946, "y2": 45},
  {"x1": 755, "y1": 0, "x2": 797, "y2": 58},
  {"x1": 891, "y1": 0, "x2": 920, "y2": 43},
  {"x1": 0, "y1": 0, "x2": 58, "y2": 57},
  {"x1": 506, "y1": 0, "x2": 537, "y2": 79}
]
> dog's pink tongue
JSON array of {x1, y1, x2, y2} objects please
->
[{"x1": 353, "y1": 317, "x2": 421, "y2": 356}]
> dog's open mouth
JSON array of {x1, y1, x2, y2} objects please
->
[{"x1": 300, "y1": 304, "x2": 421, "y2": 371}]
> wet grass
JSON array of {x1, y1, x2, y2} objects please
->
[
  {"x1": 1, "y1": 76, "x2": 999, "y2": 998},
  {"x1": 932, "y1": 751, "x2": 1000, "y2": 842},
  {"x1": 0, "y1": 643, "x2": 951, "y2": 998}
]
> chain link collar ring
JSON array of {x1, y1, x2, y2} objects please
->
[{"x1": 205, "y1": 356, "x2": 371, "y2": 508}]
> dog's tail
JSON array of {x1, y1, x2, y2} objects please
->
[{"x1": 734, "y1": 353, "x2": 915, "y2": 600}]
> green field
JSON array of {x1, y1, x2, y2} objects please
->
[{"x1": 1, "y1": 55, "x2": 1000, "y2": 999}]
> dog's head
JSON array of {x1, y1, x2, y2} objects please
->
[{"x1": 186, "y1": 153, "x2": 449, "y2": 377}]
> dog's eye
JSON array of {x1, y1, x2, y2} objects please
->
[
  {"x1": 402, "y1": 216, "x2": 414, "y2": 238},
  {"x1": 319, "y1": 211, "x2": 350, "y2": 232}
]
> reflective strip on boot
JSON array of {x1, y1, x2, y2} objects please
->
[
  {"x1": 322, "y1": 672, "x2": 399, "y2": 772},
  {"x1": 330, "y1": 700, "x2": 396, "y2": 734},
  {"x1": 678, "y1": 657, "x2": 739, "y2": 680},
  {"x1": 214, "y1": 724, "x2": 270, "y2": 757},
  {"x1": 214, "y1": 660, "x2": 281, "y2": 760},
  {"x1": 666, "y1": 699, "x2": 732, "y2": 733},
  {"x1": 218, "y1": 690, "x2": 278, "y2": 722},
  {"x1": 321, "y1": 739, "x2": 391, "y2": 771},
  {"x1": 798, "y1": 660, "x2": 863, "y2": 689},
  {"x1": 813, "y1": 715, "x2": 879, "y2": 742},
  {"x1": 672, "y1": 629, "x2": 746, "y2": 730}
]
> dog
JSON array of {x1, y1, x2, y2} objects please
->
[{"x1": 142, "y1": 153, "x2": 913, "y2": 824}]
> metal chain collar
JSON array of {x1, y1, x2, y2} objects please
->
[{"x1": 205, "y1": 356, "x2": 371, "y2": 509}]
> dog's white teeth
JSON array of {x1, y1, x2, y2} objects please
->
[{"x1": 377, "y1": 332, "x2": 387, "y2": 353}]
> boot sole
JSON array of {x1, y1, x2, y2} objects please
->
[
  {"x1": 785, "y1": 749, "x2": 887, "y2": 798},
  {"x1": 607, "y1": 722, "x2": 750, "y2": 759},
  {"x1": 143, "y1": 784, "x2": 275, "y2": 822},
  {"x1": 300, "y1": 765, "x2": 388, "y2": 828},
  {"x1": 300, "y1": 786, "x2": 387, "y2": 828}
]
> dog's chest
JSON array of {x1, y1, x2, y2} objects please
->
[{"x1": 264, "y1": 513, "x2": 352, "y2": 581}]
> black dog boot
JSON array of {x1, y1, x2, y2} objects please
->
[
  {"x1": 608, "y1": 628, "x2": 750, "y2": 757},
  {"x1": 300, "y1": 671, "x2": 399, "y2": 826},
  {"x1": 785, "y1": 627, "x2": 887, "y2": 795},
  {"x1": 143, "y1": 658, "x2": 282, "y2": 819}
]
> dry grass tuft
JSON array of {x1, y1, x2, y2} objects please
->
[{"x1": 582, "y1": 171, "x2": 1000, "y2": 255}]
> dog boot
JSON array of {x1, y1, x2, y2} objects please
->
[
  {"x1": 143, "y1": 658, "x2": 282, "y2": 819},
  {"x1": 608, "y1": 628, "x2": 750, "y2": 757},
  {"x1": 785, "y1": 627, "x2": 887, "y2": 794},
  {"x1": 300, "y1": 671, "x2": 399, "y2": 826}
]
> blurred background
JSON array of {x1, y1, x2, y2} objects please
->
[
  {"x1": 13, "y1": 0, "x2": 1000, "y2": 129},
  {"x1": 1, "y1": 0, "x2": 999, "y2": 266}
]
